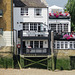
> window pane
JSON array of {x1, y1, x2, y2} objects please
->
[
  {"x1": 34, "y1": 23, "x2": 37, "y2": 30},
  {"x1": 35, "y1": 9, "x2": 41, "y2": 16},
  {"x1": 30, "y1": 23, "x2": 34, "y2": 30},
  {"x1": 40, "y1": 41, "x2": 43, "y2": 48},
  {"x1": 34, "y1": 41, "x2": 39, "y2": 48},
  {"x1": 57, "y1": 41, "x2": 60, "y2": 49},
  {"x1": 30, "y1": 41, "x2": 33, "y2": 48},
  {"x1": 65, "y1": 42, "x2": 68, "y2": 49},
  {"x1": 61, "y1": 41, "x2": 64, "y2": 49},
  {"x1": 21, "y1": 8, "x2": 28, "y2": 16},
  {"x1": 23, "y1": 23, "x2": 29, "y2": 30}
]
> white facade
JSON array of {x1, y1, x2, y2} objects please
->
[
  {"x1": 49, "y1": 5, "x2": 71, "y2": 32},
  {"x1": 13, "y1": 7, "x2": 48, "y2": 31},
  {"x1": 49, "y1": 19, "x2": 71, "y2": 32},
  {"x1": 13, "y1": 6, "x2": 48, "y2": 50}
]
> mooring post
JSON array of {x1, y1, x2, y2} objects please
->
[{"x1": 51, "y1": 31, "x2": 55, "y2": 71}]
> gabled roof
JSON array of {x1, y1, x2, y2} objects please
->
[{"x1": 13, "y1": 0, "x2": 48, "y2": 8}]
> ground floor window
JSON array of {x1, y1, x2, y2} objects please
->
[
  {"x1": 30, "y1": 41, "x2": 43, "y2": 48},
  {"x1": 54, "y1": 41, "x2": 75, "y2": 49}
]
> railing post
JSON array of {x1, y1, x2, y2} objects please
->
[
  {"x1": 48, "y1": 30, "x2": 51, "y2": 55},
  {"x1": 51, "y1": 31, "x2": 55, "y2": 71}
]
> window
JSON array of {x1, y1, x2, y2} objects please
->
[
  {"x1": 61, "y1": 41, "x2": 64, "y2": 49},
  {"x1": 23, "y1": 23, "x2": 29, "y2": 30},
  {"x1": 65, "y1": 41, "x2": 68, "y2": 49},
  {"x1": 30, "y1": 41, "x2": 33, "y2": 48},
  {"x1": 35, "y1": 9, "x2": 42, "y2": 16},
  {"x1": 21, "y1": 8, "x2": 28, "y2": 16},
  {"x1": 30, "y1": 41, "x2": 43, "y2": 48},
  {"x1": 49, "y1": 24, "x2": 56, "y2": 32},
  {"x1": 30, "y1": 23, "x2": 34, "y2": 30},
  {"x1": 64, "y1": 24, "x2": 68, "y2": 32},
  {"x1": 34, "y1": 23, "x2": 37, "y2": 30},
  {"x1": 22, "y1": 23, "x2": 42, "y2": 31},
  {"x1": 49, "y1": 23, "x2": 68, "y2": 32},
  {"x1": 70, "y1": 42, "x2": 73, "y2": 49},
  {"x1": 57, "y1": 41, "x2": 60, "y2": 49},
  {"x1": 40, "y1": 41, "x2": 43, "y2": 48},
  {"x1": 34, "y1": 41, "x2": 39, "y2": 48},
  {"x1": 55, "y1": 41, "x2": 75, "y2": 49}
]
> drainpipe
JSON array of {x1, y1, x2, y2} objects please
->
[{"x1": 11, "y1": 0, "x2": 13, "y2": 49}]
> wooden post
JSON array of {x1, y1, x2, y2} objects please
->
[{"x1": 51, "y1": 31, "x2": 55, "y2": 71}]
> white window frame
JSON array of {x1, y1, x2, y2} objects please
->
[
  {"x1": 30, "y1": 41, "x2": 43, "y2": 48},
  {"x1": 34, "y1": 8, "x2": 42, "y2": 16},
  {"x1": 49, "y1": 23, "x2": 68, "y2": 32},
  {"x1": 21, "y1": 8, "x2": 28, "y2": 16},
  {"x1": 54, "y1": 41, "x2": 75, "y2": 49}
]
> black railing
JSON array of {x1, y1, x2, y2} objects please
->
[
  {"x1": 49, "y1": 15, "x2": 70, "y2": 19},
  {"x1": 54, "y1": 32, "x2": 75, "y2": 40},
  {"x1": 22, "y1": 48, "x2": 48, "y2": 55}
]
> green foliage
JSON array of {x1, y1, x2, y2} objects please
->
[
  {"x1": 56, "y1": 58, "x2": 71, "y2": 70},
  {"x1": 65, "y1": 0, "x2": 75, "y2": 31},
  {"x1": 0, "y1": 57, "x2": 13, "y2": 68}
]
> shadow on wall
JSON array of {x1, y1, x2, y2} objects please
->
[
  {"x1": 0, "y1": 35, "x2": 6, "y2": 50},
  {"x1": 0, "y1": 0, "x2": 7, "y2": 31}
]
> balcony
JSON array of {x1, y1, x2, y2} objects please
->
[
  {"x1": 0, "y1": 10, "x2": 3, "y2": 17},
  {"x1": 22, "y1": 48, "x2": 48, "y2": 55},
  {"x1": 49, "y1": 12, "x2": 71, "y2": 19},
  {"x1": 54, "y1": 32, "x2": 75, "y2": 40},
  {"x1": 49, "y1": 15, "x2": 70, "y2": 19},
  {"x1": 18, "y1": 30, "x2": 49, "y2": 40}
]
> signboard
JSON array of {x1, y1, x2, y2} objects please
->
[{"x1": 0, "y1": 28, "x2": 3, "y2": 35}]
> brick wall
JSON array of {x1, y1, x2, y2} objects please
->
[{"x1": 0, "y1": 0, "x2": 12, "y2": 31}]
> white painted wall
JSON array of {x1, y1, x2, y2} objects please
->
[
  {"x1": 49, "y1": 19, "x2": 71, "y2": 32},
  {"x1": 0, "y1": 31, "x2": 13, "y2": 47},
  {"x1": 13, "y1": 7, "x2": 48, "y2": 45},
  {"x1": 13, "y1": 7, "x2": 48, "y2": 31}
]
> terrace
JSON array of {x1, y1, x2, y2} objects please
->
[
  {"x1": 54, "y1": 32, "x2": 75, "y2": 40},
  {"x1": 49, "y1": 11, "x2": 70, "y2": 19}
]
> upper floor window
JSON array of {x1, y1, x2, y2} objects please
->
[
  {"x1": 21, "y1": 8, "x2": 28, "y2": 16},
  {"x1": 49, "y1": 23, "x2": 68, "y2": 32},
  {"x1": 35, "y1": 8, "x2": 42, "y2": 16}
]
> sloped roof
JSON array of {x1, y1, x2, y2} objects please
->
[{"x1": 13, "y1": 0, "x2": 47, "y2": 8}]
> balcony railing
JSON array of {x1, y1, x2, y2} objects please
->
[
  {"x1": 23, "y1": 31, "x2": 49, "y2": 37},
  {"x1": 54, "y1": 32, "x2": 75, "y2": 40},
  {"x1": 18, "y1": 30, "x2": 49, "y2": 38},
  {"x1": 49, "y1": 16, "x2": 70, "y2": 19},
  {"x1": 22, "y1": 48, "x2": 48, "y2": 55},
  {"x1": 0, "y1": 10, "x2": 3, "y2": 17}
]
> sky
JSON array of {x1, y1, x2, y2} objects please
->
[{"x1": 46, "y1": 0, "x2": 68, "y2": 8}]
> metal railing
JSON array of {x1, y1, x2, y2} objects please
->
[
  {"x1": 22, "y1": 48, "x2": 48, "y2": 54},
  {"x1": 23, "y1": 31, "x2": 49, "y2": 37},
  {"x1": 54, "y1": 32, "x2": 75, "y2": 39}
]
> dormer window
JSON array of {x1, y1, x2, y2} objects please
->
[
  {"x1": 35, "y1": 8, "x2": 42, "y2": 16},
  {"x1": 21, "y1": 8, "x2": 28, "y2": 16}
]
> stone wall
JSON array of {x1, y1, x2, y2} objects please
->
[{"x1": 54, "y1": 49, "x2": 75, "y2": 58}]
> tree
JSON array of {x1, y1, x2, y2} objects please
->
[{"x1": 65, "y1": 0, "x2": 75, "y2": 31}]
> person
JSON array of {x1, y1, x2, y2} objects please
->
[{"x1": 28, "y1": 46, "x2": 31, "y2": 53}]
